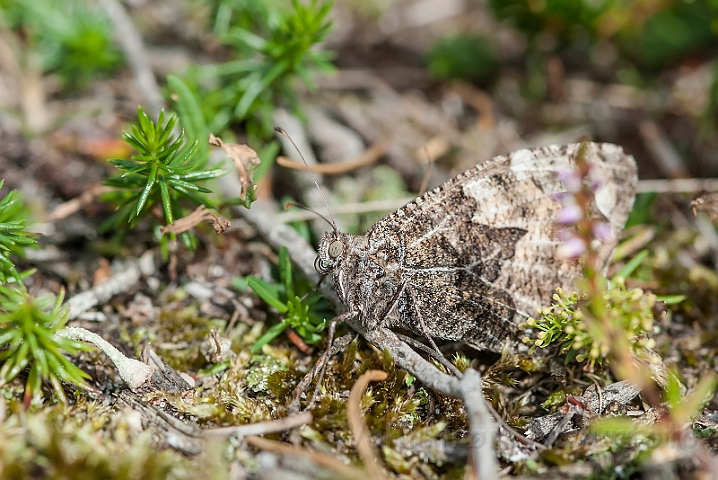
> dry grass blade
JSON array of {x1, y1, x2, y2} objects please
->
[
  {"x1": 204, "y1": 412, "x2": 313, "y2": 438},
  {"x1": 160, "y1": 205, "x2": 230, "y2": 235},
  {"x1": 246, "y1": 435, "x2": 365, "y2": 480},
  {"x1": 276, "y1": 136, "x2": 391, "y2": 174},
  {"x1": 347, "y1": 369, "x2": 389, "y2": 480},
  {"x1": 450, "y1": 81, "x2": 495, "y2": 131},
  {"x1": 45, "y1": 185, "x2": 115, "y2": 222}
]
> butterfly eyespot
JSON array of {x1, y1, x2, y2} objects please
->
[{"x1": 329, "y1": 240, "x2": 344, "y2": 258}]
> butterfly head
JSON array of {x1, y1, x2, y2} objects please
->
[{"x1": 315, "y1": 230, "x2": 349, "y2": 275}]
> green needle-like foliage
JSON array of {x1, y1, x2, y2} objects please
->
[
  {"x1": 102, "y1": 107, "x2": 227, "y2": 253},
  {"x1": 0, "y1": 0, "x2": 121, "y2": 90},
  {"x1": 191, "y1": 0, "x2": 335, "y2": 141},
  {"x1": 0, "y1": 180, "x2": 36, "y2": 285},
  {"x1": 0, "y1": 286, "x2": 91, "y2": 405},
  {"x1": 235, "y1": 246, "x2": 331, "y2": 352}
]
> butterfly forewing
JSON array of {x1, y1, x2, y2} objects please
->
[{"x1": 323, "y1": 143, "x2": 637, "y2": 352}]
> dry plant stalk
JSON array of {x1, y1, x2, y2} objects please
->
[
  {"x1": 245, "y1": 435, "x2": 365, "y2": 480},
  {"x1": 204, "y1": 412, "x2": 312, "y2": 438},
  {"x1": 276, "y1": 136, "x2": 391, "y2": 174},
  {"x1": 45, "y1": 185, "x2": 115, "y2": 222},
  {"x1": 347, "y1": 369, "x2": 389, "y2": 480}
]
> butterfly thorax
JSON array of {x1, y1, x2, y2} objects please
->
[{"x1": 316, "y1": 230, "x2": 403, "y2": 330}]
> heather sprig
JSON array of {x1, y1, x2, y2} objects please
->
[
  {"x1": 524, "y1": 280, "x2": 657, "y2": 369},
  {"x1": 547, "y1": 144, "x2": 669, "y2": 407}
]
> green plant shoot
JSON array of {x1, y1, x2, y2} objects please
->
[
  {"x1": 0, "y1": 286, "x2": 92, "y2": 406},
  {"x1": 189, "y1": 0, "x2": 335, "y2": 141},
  {"x1": 0, "y1": 180, "x2": 37, "y2": 285},
  {"x1": 102, "y1": 107, "x2": 227, "y2": 255},
  {"x1": 236, "y1": 246, "x2": 330, "y2": 352}
]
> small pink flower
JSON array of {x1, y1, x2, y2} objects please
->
[
  {"x1": 591, "y1": 221, "x2": 612, "y2": 242},
  {"x1": 556, "y1": 202, "x2": 583, "y2": 225},
  {"x1": 557, "y1": 234, "x2": 587, "y2": 259},
  {"x1": 558, "y1": 167, "x2": 583, "y2": 193}
]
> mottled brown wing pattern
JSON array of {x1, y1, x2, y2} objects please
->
[{"x1": 319, "y1": 143, "x2": 637, "y2": 352}]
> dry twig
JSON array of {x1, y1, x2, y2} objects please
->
[
  {"x1": 67, "y1": 257, "x2": 146, "y2": 319},
  {"x1": 273, "y1": 197, "x2": 413, "y2": 223},
  {"x1": 160, "y1": 205, "x2": 230, "y2": 235},
  {"x1": 639, "y1": 120, "x2": 689, "y2": 179},
  {"x1": 97, "y1": 0, "x2": 164, "y2": 117},
  {"x1": 245, "y1": 435, "x2": 365, "y2": 480},
  {"x1": 459, "y1": 369, "x2": 499, "y2": 480},
  {"x1": 55, "y1": 327, "x2": 153, "y2": 389}
]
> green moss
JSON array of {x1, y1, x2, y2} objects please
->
[{"x1": 0, "y1": 399, "x2": 195, "y2": 480}]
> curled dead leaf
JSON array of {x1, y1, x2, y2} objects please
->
[
  {"x1": 691, "y1": 193, "x2": 718, "y2": 222},
  {"x1": 161, "y1": 205, "x2": 230, "y2": 235},
  {"x1": 209, "y1": 133, "x2": 260, "y2": 200}
]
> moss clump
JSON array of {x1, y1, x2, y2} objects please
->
[{"x1": 0, "y1": 398, "x2": 196, "y2": 480}]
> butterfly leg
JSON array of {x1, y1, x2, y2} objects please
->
[{"x1": 289, "y1": 310, "x2": 356, "y2": 413}]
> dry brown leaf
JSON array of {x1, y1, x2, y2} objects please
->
[
  {"x1": 209, "y1": 133, "x2": 260, "y2": 199},
  {"x1": 160, "y1": 205, "x2": 230, "y2": 235},
  {"x1": 691, "y1": 193, "x2": 718, "y2": 223},
  {"x1": 92, "y1": 258, "x2": 113, "y2": 287}
]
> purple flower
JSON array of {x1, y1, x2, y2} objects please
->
[
  {"x1": 556, "y1": 202, "x2": 583, "y2": 225},
  {"x1": 558, "y1": 167, "x2": 583, "y2": 193},
  {"x1": 592, "y1": 221, "x2": 612, "y2": 242},
  {"x1": 557, "y1": 233, "x2": 587, "y2": 259}
]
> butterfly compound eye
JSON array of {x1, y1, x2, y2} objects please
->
[{"x1": 329, "y1": 240, "x2": 343, "y2": 258}]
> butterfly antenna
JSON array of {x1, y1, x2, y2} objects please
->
[
  {"x1": 284, "y1": 201, "x2": 335, "y2": 231},
  {"x1": 275, "y1": 126, "x2": 337, "y2": 232}
]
